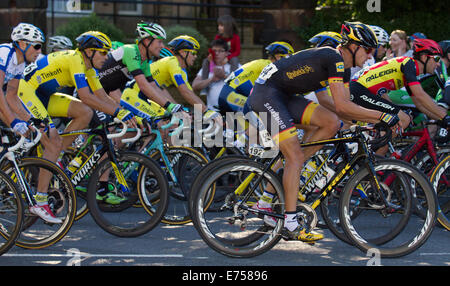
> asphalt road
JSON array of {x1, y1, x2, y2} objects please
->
[{"x1": 1, "y1": 211, "x2": 449, "y2": 268}]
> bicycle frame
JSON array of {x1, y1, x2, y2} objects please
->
[{"x1": 232, "y1": 129, "x2": 388, "y2": 220}]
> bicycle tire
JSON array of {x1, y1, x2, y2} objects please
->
[
  {"x1": 191, "y1": 159, "x2": 284, "y2": 258},
  {"x1": 4, "y1": 157, "x2": 76, "y2": 249},
  {"x1": 146, "y1": 146, "x2": 208, "y2": 225},
  {"x1": 339, "y1": 159, "x2": 437, "y2": 258},
  {"x1": 87, "y1": 151, "x2": 168, "y2": 237},
  {"x1": 0, "y1": 170, "x2": 24, "y2": 255},
  {"x1": 429, "y1": 155, "x2": 450, "y2": 230}
]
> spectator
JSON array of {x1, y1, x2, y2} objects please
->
[
  {"x1": 209, "y1": 15, "x2": 241, "y2": 74},
  {"x1": 193, "y1": 38, "x2": 238, "y2": 111},
  {"x1": 385, "y1": 29, "x2": 412, "y2": 59}
]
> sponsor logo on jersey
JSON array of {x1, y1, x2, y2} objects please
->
[
  {"x1": 286, "y1": 65, "x2": 314, "y2": 80},
  {"x1": 365, "y1": 68, "x2": 398, "y2": 82},
  {"x1": 336, "y1": 62, "x2": 345, "y2": 72}
]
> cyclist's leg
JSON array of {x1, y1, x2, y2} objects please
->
[{"x1": 47, "y1": 92, "x2": 93, "y2": 152}]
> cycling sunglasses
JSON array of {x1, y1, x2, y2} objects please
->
[
  {"x1": 428, "y1": 55, "x2": 441, "y2": 62},
  {"x1": 91, "y1": 48, "x2": 110, "y2": 56},
  {"x1": 29, "y1": 42, "x2": 42, "y2": 50},
  {"x1": 361, "y1": 46, "x2": 374, "y2": 54},
  {"x1": 182, "y1": 49, "x2": 197, "y2": 55}
]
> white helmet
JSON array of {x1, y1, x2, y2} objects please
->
[
  {"x1": 136, "y1": 22, "x2": 166, "y2": 41},
  {"x1": 11, "y1": 23, "x2": 45, "y2": 43},
  {"x1": 48, "y1": 35, "x2": 73, "y2": 51},
  {"x1": 369, "y1": 25, "x2": 389, "y2": 45}
]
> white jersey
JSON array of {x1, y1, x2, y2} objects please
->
[{"x1": 0, "y1": 43, "x2": 25, "y2": 85}]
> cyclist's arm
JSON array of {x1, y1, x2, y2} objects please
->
[
  {"x1": 315, "y1": 89, "x2": 336, "y2": 113},
  {"x1": 77, "y1": 86, "x2": 119, "y2": 115},
  {"x1": 192, "y1": 74, "x2": 215, "y2": 92},
  {"x1": 158, "y1": 85, "x2": 177, "y2": 103},
  {"x1": 134, "y1": 74, "x2": 170, "y2": 107},
  {"x1": 177, "y1": 83, "x2": 207, "y2": 112},
  {"x1": 329, "y1": 81, "x2": 382, "y2": 123},
  {"x1": 0, "y1": 73, "x2": 21, "y2": 125},
  {"x1": 409, "y1": 84, "x2": 447, "y2": 120}
]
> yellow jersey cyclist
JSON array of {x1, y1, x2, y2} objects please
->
[
  {"x1": 11, "y1": 31, "x2": 136, "y2": 223},
  {"x1": 350, "y1": 38, "x2": 448, "y2": 134},
  {"x1": 246, "y1": 22, "x2": 400, "y2": 242},
  {"x1": 0, "y1": 23, "x2": 44, "y2": 137},
  {"x1": 121, "y1": 35, "x2": 221, "y2": 128},
  {"x1": 217, "y1": 41, "x2": 294, "y2": 113},
  {"x1": 98, "y1": 21, "x2": 171, "y2": 108}
]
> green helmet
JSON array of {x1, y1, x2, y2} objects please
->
[{"x1": 136, "y1": 21, "x2": 166, "y2": 42}]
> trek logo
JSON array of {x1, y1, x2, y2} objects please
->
[
  {"x1": 71, "y1": 152, "x2": 102, "y2": 185},
  {"x1": 365, "y1": 68, "x2": 397, "y2": 82}
]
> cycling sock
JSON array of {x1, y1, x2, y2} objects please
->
[
  {"x1": 258, "y1": 190, "x2": 275, "y2": 209},
  {"x1": 34, "y1": 192, "x2": 48, "y2": 206},
  {"x1": 284, "y1": 211, "x2": 299, "y2": 231}
]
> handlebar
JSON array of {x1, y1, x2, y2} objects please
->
[{"x1": 160, "y1": 113, "x2": 185, "y2": 136}]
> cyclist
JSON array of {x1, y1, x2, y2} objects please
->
[
  {"x1": 11, "y1": 31, "x2": 136, "y2": 223},
  {"x1": 147, "y1": 35, "x2": 220, "y2": 121},
  {"x1": 350, "y1": 38, "x2": 448, "y2": 135},
  {"x1": 436, "y1": 40, "x2": 450, "y2": 107},
  {"x1": 216, "y1": 41, "x2": 294, "y2": 113},
  {"x1": 246, "y1": 22, "x2": 399, "y2": 242},
  {"x1": 98, "y1": 21, "x2": 171, "y2": 107},
  {"x1": 47, "y1": 35, "x2": 73, "y2": 53},
  {"x1": 0, "y1": 23, "x2": 44, "y2": 136},
  {"x1": 369, "y1": 25, "x2": 389, "y2": 61}
]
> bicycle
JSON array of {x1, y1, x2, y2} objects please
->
[
  {"x1": 190, "y1": 123, "x2": 437, "y2": 258},
  {"x1": 0, "y1": 123, "x2": 77, "y2": 249},
  {"x1": 58, "y1": 118, "x2": 170, "y2": 237}
]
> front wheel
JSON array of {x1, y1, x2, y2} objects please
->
[
  {"x1": 339, "y1": 159, "x2": 437, "y2": 258},
  {"x1": 87, "y1": 151, "x2": 168, "y2": 237},
  {"x1": 429, "y1": 155, "x2": 450, "y2": 230}
]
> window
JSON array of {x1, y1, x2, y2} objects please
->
[
  {"x1": 117, "y1": 0, "x2": 142, "y2": 15},
  {"x1": 47, "y1": 0, "x2": 94, "y2": 15}
]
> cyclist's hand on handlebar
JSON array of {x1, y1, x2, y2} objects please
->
[
  {"x1": 10, "y1": 118, "x2": 29, "y2": 136},
  {"x1": 437, "y1": 115, "x2": 450, "y2": 128},
  {"x1": 115, "y1": 109, "x2": 138, "y2": 129},
  {"x1": 379, "y1": 112, "x2": 399, "y2": 127}
]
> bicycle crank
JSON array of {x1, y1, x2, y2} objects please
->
[{"x1": 295, "y1": 203, "x2": 318, "y2": 232}]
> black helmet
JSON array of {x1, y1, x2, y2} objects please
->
[{"x1": 340, "y1": 21, "x2": 378, "y2": 48}]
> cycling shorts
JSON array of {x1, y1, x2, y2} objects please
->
[
  {"x1": 349, "y1": 81, "x2": 400, "y2": 114},
  {"x1": 18, "y1": 79, "x2": 76, "y2": 126},
  {"x1": 218, "y1": 84, "x2": 249, "y2": 113},
  {"x1": 246, "y1": 82, "x2": 318, "y2": 145}
]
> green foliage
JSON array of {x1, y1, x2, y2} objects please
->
[
  {"x1": 295, "y1": 0, "x2": 449, "y2": 48},
  {"x1": 55, "y1": 13, "x2": 125, "y2": 44},
  {"x1": 165, "y1": 24, "x2": 209, "y2": 80}
]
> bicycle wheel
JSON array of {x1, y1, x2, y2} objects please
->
[
  {"x1": 4, "y1": 157, "x2": 76, "y2": 249},
  {"x1": 191, "y1": 159, "x2": 284, "y2": 258},
  {"x1": 430, "y1": 155, "x2": 450, "y2": 230},
  {"x1": 0, "y1": 170, "x2": 23, "y2": 255},
  {"x1": 339, "y1": 159, "x2": 437, "y2": 258},
  {"x1": 60, "y1": 147, "x2": 90, "y2": 221},
  {"x1": 147, "y1": 146, "x2": 208, "y2": 225},
  {"x1": 87, "y1": 151, "x2": 168, "y2": 237}
]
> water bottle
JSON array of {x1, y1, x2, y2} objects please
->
[{"x1": 66, "y1": 157, "x2": 82, "y2": 176}]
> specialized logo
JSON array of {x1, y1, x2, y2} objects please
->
[{"x1": 286, "y1": 65, "x2": 314, "y2": 80}]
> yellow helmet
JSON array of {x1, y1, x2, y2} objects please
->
[
  {"x1": 75, "y1": 31, "x2": 112, "y2": 52},
  {"x1": 265, "y1": 41, "x2": 294, "y2": 57},
  {"x1": 167, "y1": 35, "x2": 200, "y2": 53},
  {"x1": 309, "y1": 31, "x2": 343, "y2": 48}
]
